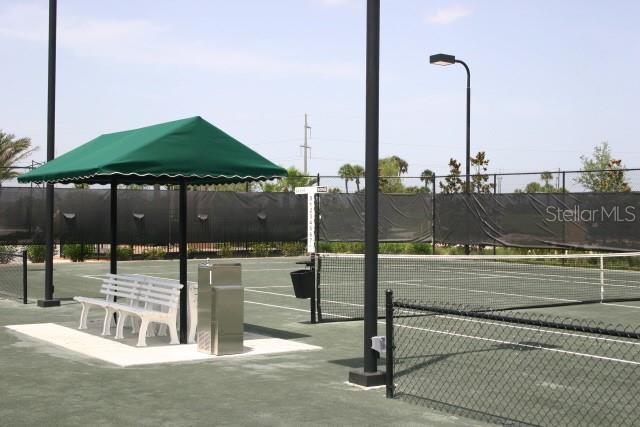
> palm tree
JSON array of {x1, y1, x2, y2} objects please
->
[
  {"x1": 389, "y1": 155, "x2": 408, "y2": 175},
  {"x1": 0, "y1": 131, "x2": 36, "y2": 185},
  {"x1": 338, "y1": 164, "x2": 355, "y2": 193},
  {"x1": 351, "y1": 164, "x2": 365, "y2": 192},
  {"x1": 420, "y1": 169, "x2": 434, "y2": 193}
]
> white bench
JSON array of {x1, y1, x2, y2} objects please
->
[
  {"x1": 127, "y1": 274, "x2": 198, "y2": 344},
  {"x1": 74, "y1": 274, "x2": 183, "y2": 347}
]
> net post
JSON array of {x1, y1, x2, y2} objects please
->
[
  {"x1": 310, "y1": 255, "x2": 317, "y2": 324},
  {"x1": 22, "y1": 250, "x2": 28, "y2": 304},
  {"x1": 385, "y1": 289, "x2": 394, "y2": 398},
  {"x1": 316, "y1": 255, "x2": 323, "y2": 322},
  {"x1": 600, "y1": 255, "x2": 604, "y2": 303}
]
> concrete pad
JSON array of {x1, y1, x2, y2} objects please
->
[{"x1": 6, "y1": 323, "x2": 321, "y2": 367}]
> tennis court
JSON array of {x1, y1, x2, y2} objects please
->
[
  {"x1": 2, "y1": 253, "x2": 640, "y2": 425},
  {"x1": 1, "y1": 256, "x2": 490, "y2": 426}
]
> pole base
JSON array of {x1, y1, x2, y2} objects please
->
[
  {"x1": 37, "y1": 299, "x2": 61, "y2": 308},
  {"x1": 348, "y1": 368, "x2": 386, "y2": 387}
]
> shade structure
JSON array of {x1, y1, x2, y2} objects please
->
[
  {"x1": 19, "y1": 116, "x2": 287, "y2": 344},
  {"x1": 18, "y1": 116, "x2": 287, "y2": 185}
]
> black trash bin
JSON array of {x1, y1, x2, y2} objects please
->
[{"x1": 290, "y1": 269, "x2": 314, "y2": 299}]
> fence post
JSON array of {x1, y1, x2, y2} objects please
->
[
  {"x1": 562, "y1": 171, "x2": 566, "y2": 193},
  {"x1": 385, "y1": 289, "x2": 394, "y2": 398},
  {"x1": 22, "y1": 250, "x2": 28, "y2": 304},
  {"x1": 493, "y1": 174, "x2": 497, "y2": 255}
]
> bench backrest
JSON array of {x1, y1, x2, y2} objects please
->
[
  {"x1": 100, "y1": 274, "x2": 144, "y2": 303},
  {"x1": 135, "y1": 278, "x2": 182, "y2": 312},
  {"x1": 100, "y1": 274, "x2": 183, "y2": 313}
]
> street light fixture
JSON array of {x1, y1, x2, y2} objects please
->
[{"x1": 430, "y1": 52, "x2": 471, "y2": 254}]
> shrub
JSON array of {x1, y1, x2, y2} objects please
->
[
  {"x1": 116, "y1": 246, "x2": 133, "y2": 261},
  {"x1": 409, "y1": 243, "x2": 433, "y2": 255},
  {"x1": 251, "y1": 243, "x2": 271, "y2": 257},
  {"x1": 281, "y1": 242, "x2": 306, "y2": 256},
  {"x1": 187, "y1": 246, "x2": 199, "y2": 259},
  {"x1": 26, "y1": 244, "x2": 47, "y2": 263},
  {"x1": 143, "y1": 247, "x2": 166, "y2": 260},
  {"x1": 63, "y1": 244, "x2": 94, "y2": 262},
  {"x1": 218, "y1": 244, "x2": 233, "y2": 258},
  {"x1": 0, "y1": 245, "x2": 18, "y2": 264}
]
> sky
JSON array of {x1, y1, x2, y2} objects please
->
[{"x1": 1, "y1": 0, "x2": 639, "y2": 184}]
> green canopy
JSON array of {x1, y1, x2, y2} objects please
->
[{"x1": 18, "y1": 116, "x2": 287, "y2": 184}]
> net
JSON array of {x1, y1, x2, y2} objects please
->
[
  {"x1": 0, "y1": 251, "x2": 27, "y2": 303},
  {"x1": 316, "y1": 252, "x2": 640, "y2": 321},
  {"x1": 388, "y1": 299, "x2": 640, "y2": 426}
]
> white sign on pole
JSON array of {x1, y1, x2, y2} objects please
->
[{"x1": 295, "y1": 186, "x2": 327, "y2": 253}]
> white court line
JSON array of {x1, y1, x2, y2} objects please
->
[
  {"x1": 245, "y1": 289, "x2": 296, "y2": 299},
  {"x1": 396, "y1": 323, "x2": 640, "y2": 366},
  {"x1": 602, "y1": 302, "x2": 640, "y2": 310},
  {"x1": 81, "y1": 275, "x2": 105, "y2": 280},
  {"x1": 245, "y1": 300, "x2": 314, "y2": 314},
  {"x1": 429, "y1": 314, "x2": 640, "y2": 346},
  {"x1": 245, "y1": 286, "x2": 292, "y2": 289},
  {"x1": 244, "y1": 296, "x2": 640, "y2": 347}
]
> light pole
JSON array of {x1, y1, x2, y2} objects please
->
[{"x1": 430, "y1": 53, "x2": 471, "y2": 254}]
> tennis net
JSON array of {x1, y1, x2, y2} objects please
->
[
  {"x1": 315, "y1": 252, "x2": 640, "y2": 321},
  {"x1": 0, "y1": 251, "x2": 27, "y2": 304}
]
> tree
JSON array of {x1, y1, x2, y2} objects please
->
[
  {"x1": 540, "y1": 171, "x2": 553, "y2": 187},
  {"x1": 378, "y1": 156, "x2": 408, "y2": 193},
  {"x1": 260, "y1": 166, "x2": 315, "y2": 192},
  {"x1": 576, "y1": 142, "x2": 631, "y2": 192},
  {"x1": 470, "y1": 151, "x2": 493, "y2": 194},
  {"x1": 351, "y1": 164, "x2": 365, "y2": 192},
  {"x1": 439, "y1": 159, "x2": 463, "y2": 194},
  {"x1": 0, "y1": 130, "x2": 36, "y2": 185},
  {"x1": 338, "y1": 164, "x2": 355, "y2": 193},
  {"x1": 419, "y1": 169, "x2": 434, "y2": 194}
]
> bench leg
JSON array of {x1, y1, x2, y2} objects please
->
[
  {"x1": 130, "y1": 317, "x2": 139, "y2": 334},
  {"x1": 101, "y1": 308, "x2": 115, "y2": 336},
  {"x1": 168, "y1": 322, "x2": 179, "y2": 345},
  {"x1": 137, "y1": 319, "x2": 150, "y2": 347},
  {"x1": 157, "y1": 324, "x2": 168, "y2": 337},
  {"x1": 115, "y1": 313, "x2": 128, "y2": 339},
  {"x1": 78, "y1": 303, "x2": 89, "y2": 330}
]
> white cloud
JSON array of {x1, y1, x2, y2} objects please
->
[
  {"x1": 0, "y1": 2, "x2": 357, "y2": 78},
  {"x1": 426, "y1": 5, "x2": 473, "y2": 25}
]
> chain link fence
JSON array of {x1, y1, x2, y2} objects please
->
[
  {"x1": 386, "y1": 296, "x2": 640, "y2": 426},
  {"x1": 311, "y1": 168, "x2": 640, "y2": 194}
]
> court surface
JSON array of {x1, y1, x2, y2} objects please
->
[{"x1": 0, "y1": 257, "x2": 488, "y2": 427}]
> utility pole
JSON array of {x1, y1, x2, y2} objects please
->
[{"x1": 301, "y1": 113, "x2": 311, "y2": 175}]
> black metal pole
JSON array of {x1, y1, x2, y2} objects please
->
[
  {"x1": 22, "y1": 250, "x2": 28, "y2": 304},
  {"x1": 110, "y1": 180, "x2": 118, "y2": 275},
  {"x1": 348, "y1": 0, "x2": 385, "y2": 387},
  {"x1": 385, "y1": 289, "x2": 394, "y2": 398},
  {"x1": 179, "y1": 179, "x2": 188, "y2": 344},
  {"x1": 431, "y1": 175, "x2": 436, "y2": 255},
  {"x1": 455, "y1": 60, "x2": 471, "y2": 255},
  {"x1": 363, "y1": 0, "x2": 380, "y2": 375},
  {"x1": 39, "y1": 0, "x2": 59, "y2": 308}
]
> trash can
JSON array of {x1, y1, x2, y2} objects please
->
[
  {"x1": 197, "y1": 262, "x2": 244, "y2": 355},
  {"x1": 290, "y1": 269, "x2": 314, "y2": 299}
]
